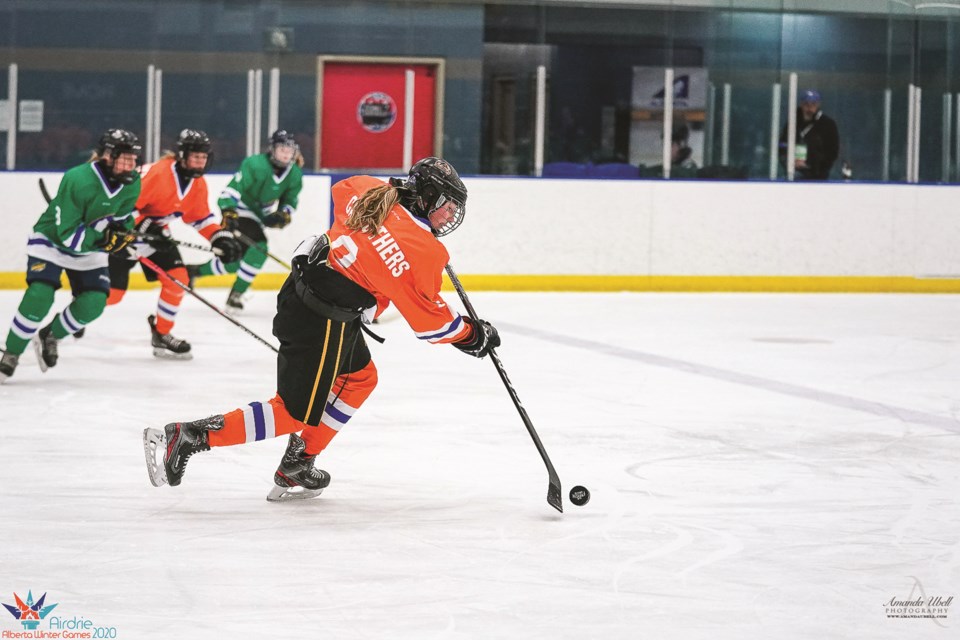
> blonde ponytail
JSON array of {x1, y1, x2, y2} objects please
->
[{"x1": 345, "y1": 184, "x2": 398, "y2": 236}]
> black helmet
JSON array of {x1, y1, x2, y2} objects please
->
[
  {"x1": 177, "y1": 128, "x2": 212, "y2": 177},
  {"x1": 268, "y1": 129, "x2": 299, "y2": 169},
  {"x1": 402, "y1": 157, "x2": 468, "y2": 237},
  {"x1": 96, "y1": 128, "x2": 142, "y2": 184},
  {"x1": 97, "y1": 128, "x2": 142, "y2": 159}
]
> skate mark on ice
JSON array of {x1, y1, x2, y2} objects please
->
[{"x1": 498, "y1": 322, "x2": 960, "y2": 435}]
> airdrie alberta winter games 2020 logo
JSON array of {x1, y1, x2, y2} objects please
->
[
  {"x1": 2, "y1": 590, "x2": 58, "y2": 630},
  {"x1": 357, "y1": 92, "x2": 397, "y2": 133},
  {"x1": 2, "y1": 589, "x2": 120, "y2": 638}
]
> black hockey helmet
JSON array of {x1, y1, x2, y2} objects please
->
[
  {"x1": 401, "y1": 157, "x2": 468, "y2": 237},
  {"x1": 96, "y1": 128, "x2": 142, "y2": 184},
  {"x1": 97, "y1": 128, "x2": 142, "y2": 159},
  {"x1": 268, "y1": 129, "x2": 299, "y2": 169},
  {"x1": 176, "y1": 128, "x2": 212, "y2": 177}
]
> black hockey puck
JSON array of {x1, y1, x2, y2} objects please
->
[{"x1": 569, "y1": 485, "x2": 590, "y2": 506}]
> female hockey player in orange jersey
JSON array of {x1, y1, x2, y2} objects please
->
[
  {"x1": 107, "y1": 129, "x2": 241, "y2": 358},
  {"x1": 143, "y1": 157, "x2": 500, "y2": 501}
]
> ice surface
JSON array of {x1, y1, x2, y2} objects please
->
[{"x1": 1, "y1": 289, "x2": 958, "y2": 639}]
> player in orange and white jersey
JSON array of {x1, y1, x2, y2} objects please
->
[
  {"x1": 143, "y1": 157, "x2": 500, "y2": 501},
  {"x1": 107, "y1": 129, "x2": 241, "y2": 359}
]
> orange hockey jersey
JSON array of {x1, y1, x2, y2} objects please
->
[
  {"x1": 327, "y1": 175, "x2": 472, "y2": 345},
  {"x1": 135, "y1": 157, "x2": 219, "y2": 240}
]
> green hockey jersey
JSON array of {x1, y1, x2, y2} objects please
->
[
  {"x1": 31, "y1": 162, "x2": 140, "y2": 259},
  {"x1": 218, "y1": 153, "x2": 303, "y2": 223}
]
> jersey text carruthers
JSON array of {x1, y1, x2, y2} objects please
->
[{"x1": 327, "y1": 175, "x2": 471, "y2": 345}]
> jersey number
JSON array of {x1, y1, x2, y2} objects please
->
[{"x1": 330, "y1": 236, "x2": 359, "y2": 269}]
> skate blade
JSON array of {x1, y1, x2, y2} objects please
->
[
  {"x1": 0, "y1": 372, "x2": 9, "y2": 385},
  {"x1": 31, "y1": 336, "x2": 48, "y2": 373},
  {"x1": 142, "y1": 428, "x2": 168, "y2": 487},
  {"x1": 266, "y1": 485, "x2": 325, "y2": 502},
  {"x1": 152, "y1": 348, "x2": 194, "y2": 360},
  {"x1": 225, "y1": 306, "x2": 243, "y2": 317}
]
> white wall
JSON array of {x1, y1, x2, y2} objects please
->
[
  {"x1": 3, "y1": 172, "x2": 960, "y2": 283},
  {"x1": 444, "y1": 177, "x2": 960, "y2": 279}
]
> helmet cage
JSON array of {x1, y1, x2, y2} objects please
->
[
  {"x1": 423, "y1": 191, "x2": 466, "y2": 237},
  {"x1": 405, "y1": 157, "x2": 468, "y2": 237},
  {"x1": 97, "y1": 128, "x2": 142, "y2": 184},
  {"x1": 268, "y1": 130, "x2": 299, "y2": 169}
]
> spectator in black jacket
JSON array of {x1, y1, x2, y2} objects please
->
[{"x1": 779, "y1": 89, "x2": 839, "y2": 180}]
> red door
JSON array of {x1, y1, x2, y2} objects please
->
[{"x1": 319, "y1": 61, "x2": 438, "y2": 170}]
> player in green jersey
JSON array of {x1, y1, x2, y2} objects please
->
[
  {"x1": 0, "y1": 129, "x2": 142, "y2": 383},
  {"x1": 189, "y1": 129, "x2": 303, "y2": 313}
]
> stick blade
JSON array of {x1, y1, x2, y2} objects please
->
[{"x1": 547, "y1": 482, "x2": 563, "y2": 513}]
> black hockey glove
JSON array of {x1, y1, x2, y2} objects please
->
[
  {"x1": 135, "y1": 218, "x2": 173, "y2": 248},
  {"x1": 221, "y1": 209, "x2": 240, "y2": 232},
  {"x1": 96, "y1": 221, "x2": 136, "y2": 254},
  {"x1": 263, "y1": 207, "x2": 292, "y2": 229},
  {"x1": 453, "y1": 318, "x2": 500, "y2": 359},
  {"x1": 210, "y1": 229, "x2": 242, "y2": 263}
]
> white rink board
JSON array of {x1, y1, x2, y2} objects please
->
[{"x1": 3, "y1": 171, "x2": 960, "y2": 278}]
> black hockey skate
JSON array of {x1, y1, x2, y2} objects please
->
[
  {"x1": 267, "y1": 433, "x2": 331, "y2": 502},
  {"x1": 147, "y1": 315, "x2": 192, "y2": 360},
  {"x1": 32, "y1": 324, "x2": 58, "y2": 371},
  {"x1": 225, "y1": 290, "x2": 244, "y2": 315},
  {"x1": 142, "y1": 415, "x2": 223, "y2": 487},
  {"x1": 0, "y1": 350, "x2": 19, "y2": 383}
]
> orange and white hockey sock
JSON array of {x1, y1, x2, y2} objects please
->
[
  {"x1": 300, "y1": 361, "x2": 378, "y2": 455},
  {"x1": 154, "y1": 266, "x2": 188, "y2": 335},
  {"x1": 208, "y1": 395, "x2": 304, "y2": 447},
  {"x1": 207, "y1": 362, "x2": 378, "y2": 453}
]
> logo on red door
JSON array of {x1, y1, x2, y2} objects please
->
[{"x1": 357, "y1": 92, "x2": 397, "y2": 133}]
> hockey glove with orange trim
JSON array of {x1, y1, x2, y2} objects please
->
[{"x1": 453, "y1": 318, "x2": 501, "y2": 359}]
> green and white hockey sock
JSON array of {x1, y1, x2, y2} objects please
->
[
  {"x1": 231, "y1": 245, "x2": 267, "y2": 294},
  {"x1": 48, "y1": 291, "x2": 107, "y2": 340},
  {"x1": 4, "y1": 282, "x2": 55, "y2": 355},
  {"x1": 196, "y1": 258, "x2": 238, "y2": 277}
]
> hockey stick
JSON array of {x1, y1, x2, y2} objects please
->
[
  {"x1": 444, "y1": 263, "x2": 564, "y2": 513},
  {"x1": 38, "y1": 177, "x2": 54, "y2": 204},
  {"x1": 233, "y1": 230, "x2": 292, "y2": 270},
  {"x1": 133, "y1": 232, "x2": 223, "y2": 256},
  {"x1": 39, "y1": 178, "x2": 221, "y2": 257},
  {"x1": 138, "y1": 255, "x2": 279, "y2": 354},
  {"x1": 40, "y1": 178, "x2": 274, "y2": 354}
]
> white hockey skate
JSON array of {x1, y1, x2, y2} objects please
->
[{"x1": 142, "y1": 427, "x2": 168, "y2": 487}]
